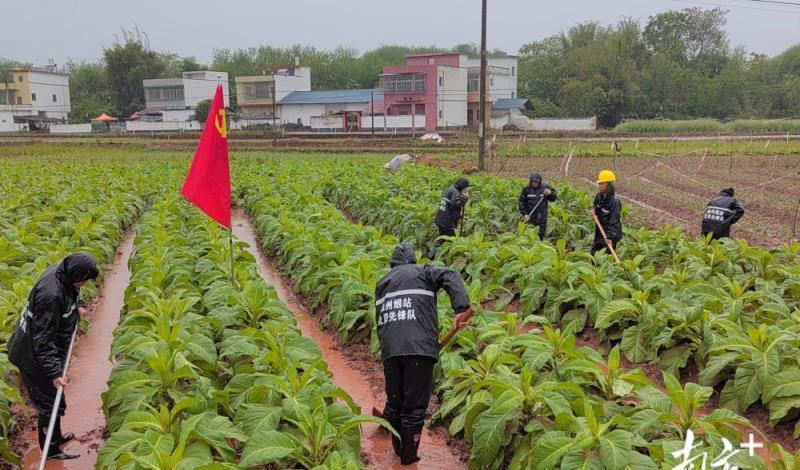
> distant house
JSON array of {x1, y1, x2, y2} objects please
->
[
  {"x1": 380, "y1": 53, "x2": 468, "y2": 131},
  {"x1": 465, "y1": 57, "x2": 518, "y2": 127},
  {"x1": 235, "y1": 65, "x2": 310, "y2": 121},
  {"x1": 142, "y1": 71, "x2": 229, "y2": 122},
  {"x1": 0, "y1": 66, "x2": 71, "y2": 132},
  {"x1": 279, "y1": 89, "x2": 382, "y2": 131},
  {"x1": 377, "y1": 53, "x2": 520, "y2": 131}
]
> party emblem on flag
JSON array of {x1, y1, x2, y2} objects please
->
[{"x1": 180, "y1": 84, "x2": 231, "y2": 228}]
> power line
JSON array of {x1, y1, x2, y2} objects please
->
[{"x1": 734, "y1": 0, "x2": 800, "y2": 7}]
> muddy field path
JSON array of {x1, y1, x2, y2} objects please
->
[
  {"x1": 18, "y1": 228, "x2": 136, "y2": 470},
  {"x1": 231, "y1": 210, "x2": 465, "y2": 470}
]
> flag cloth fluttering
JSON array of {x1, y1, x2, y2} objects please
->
[{"x1": 180, "y1": 84, "x2": 231, "y2": 228}]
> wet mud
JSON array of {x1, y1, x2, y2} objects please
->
[
  {"x1": 17, "y1": 228, "x2": 135, "y2": 470},
  {"x1": 231, "y1": 208, "x2": 465, "y2": 470}
]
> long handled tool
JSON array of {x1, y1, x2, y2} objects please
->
[
  {"x1": 37, "y1": 322, "x2": 78, "y2": 470},
  {"x1": 524, "y1": 194, "x2": 546, "y2": 223},
  {"x1": 458, "y1": 198, "x2": 469, "y2": 237},
  {"x1": 591, "y1": 211, "x2": 621, "y2": 264},
  {"x1": 372, "y1": 306, "x2": 476, "y2": 418}
]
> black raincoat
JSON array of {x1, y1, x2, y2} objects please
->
[
  {"x1": 9, "y1": 253, "x2": 99, "y2": 380},
  {"x1": 434, "y1": 178, "x2": 469, "y2": 231},
  {"x1": 701, "y1": 189, "x2": 745, "y2": 239},
  {"x1": 375, "y1": 244, "x2": 470, "y2": 361},
  {"x1": 518, "y1": 176, "x2": 557, "y2": 225},
  {"x1": 593, "y1": 185, "x2": 623, "y2": 242}
]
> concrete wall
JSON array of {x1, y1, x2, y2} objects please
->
[
  {"x1": 493, "y1": 110, "x2": 597, "y2": 131},
  {"x1": 162, "y1": 109, "x2": 195, "y2": 122},
  {"x1": 274, "y1": 67, "x2": 311, "y2": 101},
  {"x1": 126, "y1": 120, "x2": 202, "y2": 132},
  {"x1": 361, "y1": 115, "x2": 426, "y2": 130},
  {"x1": 50, "y1": 123, "x2": 91, "y2": 134},
  {"x1": 280, "y1": 103, "x2": 325, "y2": 126},
  {"x1": 28, "y1": 71, "x2": 71, "y2": 116},
  {"x1": 310, "y1": 114, "x2": 343, "y2": 130},
  {"x1": 183, "y1": 74, "x2": 229, "y2": 108},
  {"x1": 0, "y1": 110, "x2": 14, "y2": 132},
  {"x1": 438, "y1": 67, "x2": 467, "y2": 127}
]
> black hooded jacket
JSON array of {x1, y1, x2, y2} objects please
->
[
  {"x1": 9, "y1": 253, "x2": 99, "y2": 379},
  {"x1": 593, "y1": 185, "x2": 623, "y2": 241},
  {"x1": 434, "y1": 178, "x2": 469, "y2": 231},
  {"x1": 702, "y1": 189, "x2": 745, "y2": 237},
  {"x1": 518, "y1": 177, "x2": 557, "y2": 224},
  {"x1": 375, "y1": 244, "x2": 470, "y2": 361}
]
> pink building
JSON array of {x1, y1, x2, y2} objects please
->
[{"x1": 380, "y1": 53, "x2": 468, "y2": 131}]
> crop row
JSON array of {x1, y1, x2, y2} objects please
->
[
  {"x1": 98, "y1": 194, "x2": 387, "y2": 469},
  {"x1": 0, "y1": 161, "x2": 149, "y2": 465},
  {"x1": 237, "y1": 162, "x2": 794, "y2": 468},
  {"x1": 303, "y1": 159, "x2": 800, "y2": 444}
]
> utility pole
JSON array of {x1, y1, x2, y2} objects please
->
[
  {"x1": 477, "y1": 0, "x2": 487, "y2": 171},
  {"x1": 371, "y1": 89, "x2": 375, "y2": 136}
]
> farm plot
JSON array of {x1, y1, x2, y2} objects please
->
[
  {"x1": 239, "y1": 159, "x2": 798, "y2": 468},
  {"x1": 2, "y1": 144, "x2": 800, "y2": 469},
  {"x1": 445, "y1": 151, "x2": 800, "y2": 247}
]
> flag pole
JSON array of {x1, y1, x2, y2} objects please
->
[{"x1": 229, "y1": 227, "x2": 236, "y2": 287}]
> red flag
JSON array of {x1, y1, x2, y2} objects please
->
[{"x1": 181, "y1": 84, "x2": 231, "y2": 228}]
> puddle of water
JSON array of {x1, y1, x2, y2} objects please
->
[
  {"x1": 231, "y1": 208, "x2": 465, "y2": 470},
  {"x1": 20, "y1": 228, "x2": 136, "y2": 470}
]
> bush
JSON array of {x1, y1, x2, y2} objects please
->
[
  {"x1": 728, "y1": 119, "x2": 800, "y2": 134},
  {"x1": 614, "y1": 119, "x2": 724, "y2": 134}
]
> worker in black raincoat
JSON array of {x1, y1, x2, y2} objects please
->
[
  {"x1": 518, "y1": 172, "x2": 557, "y2": 240},
  {"x1": 701, "y1": 187, "x2": 745, "y2": 240},
  {"x1": 376, "y1": 243, "x2": 472, "y2": 465},
  {"x1": 591, "y1": 170, "x2": 623, "y2": 255},
  {"x1": 8, "y1": 252, "x2": 99, "y2": 460},
  {"x1": 429, "y1": 177, "x2": 470, "y2": 258}
]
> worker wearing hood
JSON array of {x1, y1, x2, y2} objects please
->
[
  {"x1": 8, "y1": 252, "x2": 99, "y2": 460},
  {"x1": 375, "y1": 243, "x2": 471, "y2": 464}
]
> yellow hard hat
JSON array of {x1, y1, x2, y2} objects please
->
[{"x1": 597, "y1": 170, "x2": 616, "y2": 184}]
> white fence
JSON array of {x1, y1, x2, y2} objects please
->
[
  {"x1": 495, "y1": 111, "x2": 597, "y2": 131},
  {"x1": 125, "y1": 121, "x2": 202, "y2": 132},
  {"x1": 50, "y1": 123, "x2": 92, "y2": 134},
  {"x1": 361, "y1": 115, "x2": 426, "y2": 130}
]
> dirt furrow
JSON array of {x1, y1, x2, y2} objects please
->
[
  {"x1": 230, "y1": 209, "x2": 465, "y2": 470},
  {"x1": 15, "y1": 227, "x2": 136, "y2": 470}
]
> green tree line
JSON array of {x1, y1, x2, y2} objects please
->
[{"x1": 520, "y1": 7, "x2": 800, "y2": 126}]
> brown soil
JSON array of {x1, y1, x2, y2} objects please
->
[
  {"x1": 14, "y1": 228, "x2": 136, "y2": 470},
  {"x1": 231, "y1": 209, "x2": 466, "y2": 469}
]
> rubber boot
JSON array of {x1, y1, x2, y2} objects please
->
[
  {"x1": 400, "y1": 424, "x2": 424, "y2": 465},
  {"x1": 389, "y1": 418, "x2": 402, "y2": 456},
  {"x1": 38, "y1": 415, "x2": 79, "y2": 460},
  {"x1": 54, "y1": 416, "x2": 75, "y2": 445}
]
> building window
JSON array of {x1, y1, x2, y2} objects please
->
[
  {"x1": 438, "y1": 109, "x2": 443, "y2": 119},
  {"x1": 439, "y1": 76, "x2": 444, "y2": 87},
  {"x1": 161, "y1": 87, "x2": 184, "y2": 101},
  {"x1": 428, "y1": 58, "x2": 434, "y2": 65},
  {"x1": 16, "y1": 96, "x2": 22, "y2": 105},
  {"x1": 255, "y1": 82, "x2": 271, "y2": 99},
  {"x1": 31, "y1": 93, "x2": 37, "y2": 101},
  {"x1": 468, "y1": 72, "x2": 479, "y2": 92},
  {"x1": 490, "y1": 77, "x2": 495, "y2": 86},
  {"x1": 511, "y1": 91, "x2": 515, "y2": 99},
  {"x1": 52, "y1": 94, "x2": 57, "y2": 102},
  {"x1": 512, "y1": 66, "x2": 516, "y2": 76},
  {"x1": 383, "y1": 73, "x2": 426, "y2": 94},
  {"x1": 17, "y1": 76, "x2": 23, "y2": 83}
]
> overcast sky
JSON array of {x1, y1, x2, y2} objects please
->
[{"x1": 3, "y1": 0, "x2": 799, "y2": 66}]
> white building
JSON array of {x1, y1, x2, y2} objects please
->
[
  {"x1": 142, "y1": 71, "x2": 229, "y2": 122},
  {"x1": 466, "y1": 57, "x2": 519, "y2": 100},
  {"x1": 279, "y1": 89, "x2": 381, "y2": 131},
  {"x1": 0, "y1": 67, "x2": 71, "y2": 132}
]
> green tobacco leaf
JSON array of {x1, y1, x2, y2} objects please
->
[
  {"x1": 595, "y1": 299, "x2": 637, "y2": 330},
  {"x1": 599, "y1": 429, "x2": 631, "y2": 470},
  {"x1": 239, "y1": 430, "x2": 297, "y2": 467}
]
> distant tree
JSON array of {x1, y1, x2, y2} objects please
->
[
  {"x1": 643, "y1": 7, "x2": 729, "y2": 65},
  {"x1": 194, "y1": 99, "x2": 211, "y2": 122},
  {"x1": 103, "y1": 26, "x2": 169, "y2": 117},
  {"x1": 66, "y1": 60, "x2": 116, "y2": 122}
]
